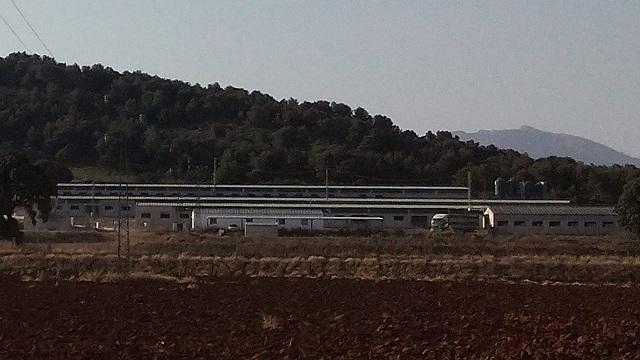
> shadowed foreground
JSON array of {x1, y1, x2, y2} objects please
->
[{"x1": 1, "y1": 278, "x2": 639, "y2": 359}]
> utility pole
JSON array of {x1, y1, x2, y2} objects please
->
[
  {"x1": 212, "y1": 156, "x2": 217, "y2": 189},
  {"x1": 125, "y1": 140, "x2": 130, "y2": 268},
  {"x1": 467, "y1": 170, "x2": 472, "y2": 212},
  {"x1": 325, "y1": 168, "x2": 329, "y2": 201},
  {"x1": 116, "y1": 135, "x2": 131, "y2": 268},
  {"x1": 117, "y1": 144, "x2": 122, "y2": 260}
]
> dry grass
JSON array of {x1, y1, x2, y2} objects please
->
[
  {"x1": 3, "y1": 231, "x2": 640, "y2": 284},
  {"x1": 8, "y1": 231, "x2": 639, "y2": 259},
  {"x1": 3, "y1": 252, "x2": 640, "y2": 284}
]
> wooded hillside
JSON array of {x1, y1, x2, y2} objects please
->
[{"x1": 0, "y1": 53, "x2": 637, "y2": 203}]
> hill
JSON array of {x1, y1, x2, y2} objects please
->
[
  {"x1": 0, "y1": 53, "x2": 638, "y2": 203},
  {"x1": 454, "y1": 126, "x2": 640, "y2": 166}
]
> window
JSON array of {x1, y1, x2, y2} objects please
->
[
  {"x1": 549, "y1": 221, "x2": 560, "y2": 227},
  {"x1": 104, "y1": 205, "x2": 114, "y2": 211},
  {"x1": 208, "y1": 218, "x2": 217, "y2": 225},
  {"x1": 568, "y1": 221, "x2": 578, "y2": 227},
  {"x1": 278, "y1": 219, "x2": 285, "y2": 225},
  {"x1": 179, "y1": 213, "x2": 190, "y2": 219},
  {"x1": 602, "y1": 221, "x2": 614, "y2": 228},
  {"x1": 497, "y1": 220, "x2": 509, "y2": 227},
  {"x1": 141, "y1": 213, "x2": 151, "y2": 219},
  {"x1": 121, "y1": 206, "x2": 131, "y2": 211},
  {"x1": 301, "y1": 219, "x2": 309, "y2": 225},
  {"x1": 70, "y1": 205, "x2": 79, "y2": 210},
  {"x1": 246, "y1": 218, "x2": 253, "y2": 223},
  {"x1": 532, "y1": 221, "x2": 543, "y2": 227},
  {"x1": 514, "y1": 221, "x2": 525, "y2": 227},
  {"x1": 160, "y1": 213, "x2": 170, "y2": 219},
  {"x1": 393, "y1": 215, "x2": 405, "y2": 221},
  {"x1": 585, "y1": 221, "x2": 596, "y2": 227}
]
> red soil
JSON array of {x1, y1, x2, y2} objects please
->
[{"x1": 1, "y1": 278, "x2": 639, "y2": 359}]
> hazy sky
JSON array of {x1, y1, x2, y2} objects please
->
[{"x1": 1, "y1": 1, "x2": 639, "y2": 156}]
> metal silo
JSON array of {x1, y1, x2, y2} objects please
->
[
  {"x1": 522, "y1": 181, "x2": 535, "y2": 199},
  {"x1": 535, "y1": 181, "x2": 546, "y2": 199},
  {"x1": 507, "y1": 177, "x2": 518, "y2": 198},
  {"x1": 494, "y1": 177, "x2": 506, "y2": 198}
]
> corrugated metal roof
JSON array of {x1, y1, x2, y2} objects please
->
[
  {"x1": 56, "y1": 195, "x2": 570, "y2": 205},
  {"x1": 487, "y1": 205, "x2": 616, "y2": 216},
  {"x1": 57, "y1": 183, "x2": 468, "y2": 191},
  {"x1": 200, "y1": 208, "x2": 323, "y2": 217},
  {"x1": 192, "y1": 208, "x2": 384, "y2": 220},
  {"x1": 136, "y1": 202, "x2": 487, "y2": 210}
]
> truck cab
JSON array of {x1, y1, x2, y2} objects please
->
[{"x1": 430, "y1": 214, "x2": 449, "y2": 232}]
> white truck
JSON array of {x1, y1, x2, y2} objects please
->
[{"x1": 430, "y1": 211, "x2": 480, "y2": 233}]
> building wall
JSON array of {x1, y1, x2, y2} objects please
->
[
  {"x1": 23, "y1": 215, "x2": 140, "y2": 232},
  {"x1": 488, "y1": 213, "x2": 621, "y2": 235},
  {"x1": 56, "y1": 199, "x2": 135, "y2": 219},
  {"x1": 244, "y1": 223, "x2": 279, "y2": 238},
  {"x1": 332, "y1": 209, "x2": 414, "y2": 230},
  {"x1": 135, "y1": 206, "x2": 191, "y2": 232},
  {"x1": 323, "y1": 218, "x2": 383, "y2": 232},
  {"x1": 194, "y1": 213, "x2": 324, "y2": 231}
]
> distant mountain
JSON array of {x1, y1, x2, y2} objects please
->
[{"x1": 454, "y1": 126, "x2": 640, "y2": 166}]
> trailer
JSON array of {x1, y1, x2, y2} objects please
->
[{"x1": 430, "y1": 210, "x2": 481, "y2": 233}]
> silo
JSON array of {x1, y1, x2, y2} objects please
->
[
  {"x1": 535, "y1": 181, "x2": 546, "y2": 199},
  {"x1": 494, "y1": 177, "x2": 506, "y2": 198},
  {"x1": 522, "y1": 181, "x2": 535, "y2": 199},
  {"x1": 507, "y1": 177, "x2": 518, "y2": 198},
  {"x1": 517, "y1": 181, "x2": 526, "y2": 199}
]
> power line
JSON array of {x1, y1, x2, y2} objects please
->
[
  {"x1": 9, "y1": 0, "x2": 54, "y2": 57},
  {"x1": 0, "y1": 13, "x2": 31, "y2": 52}
]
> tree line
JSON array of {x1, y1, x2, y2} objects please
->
[{"x1": 1, "y1": 53, "x2": 638, "y2": 204}]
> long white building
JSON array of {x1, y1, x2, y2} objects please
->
[{"x1": 28, "y1": 183, "x2": 577, "y2": 234}]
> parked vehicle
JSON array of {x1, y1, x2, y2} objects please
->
[
  {"x1": 430, "y1": 214, "x2": 450, "y2": 232},
  {"x1": 430, "y1": 211, "x2": 480, "y2": 233}
]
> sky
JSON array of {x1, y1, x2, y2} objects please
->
[{"x1": 1, "y1": 1, "x2": 639, "y2": 156}]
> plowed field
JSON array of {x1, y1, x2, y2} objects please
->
[{"x1": 1, "y1": 278, "x2": 639, "y2": 359}]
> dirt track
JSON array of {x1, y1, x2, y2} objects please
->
[{"x1": 1, "y1": 278, "x2": 640, "y2": 359}]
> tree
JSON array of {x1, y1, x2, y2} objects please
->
[
  {"x1": 1, "y1": 53, "x2": 639, "y2": 202},
  {"x1": 615, "y1": 177, "x2": 640, "y2": 238},
  {"x1": 0, "y1": 151, "x2": 61, "y2": 241}
]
